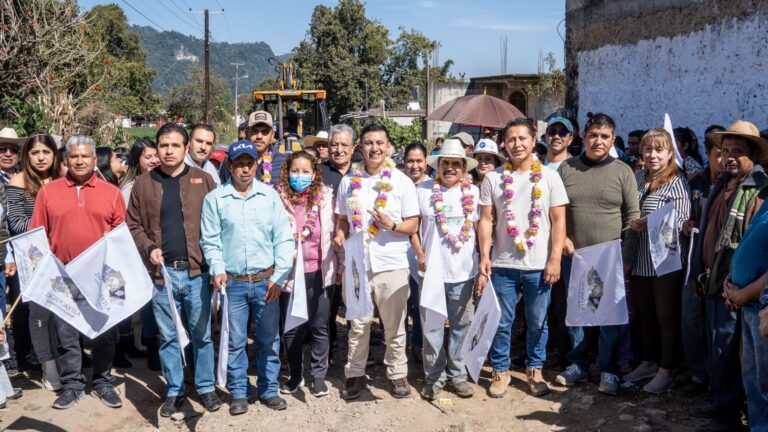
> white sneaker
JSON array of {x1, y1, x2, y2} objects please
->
[{"x1": 42, "y1": 360, "x2": 62, "y2": 391}]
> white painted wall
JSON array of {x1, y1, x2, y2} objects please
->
[{"x1": 577, "y1": 13, "x2": 768, "y2": 157}]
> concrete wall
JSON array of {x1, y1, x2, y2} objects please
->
[
  {"x1": 427, "y1": 81, "x2": 470, "y2": 140},
  {"x1": 566, "y1": 0, "x2": 768, "y2": 144}
]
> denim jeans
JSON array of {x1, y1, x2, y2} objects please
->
[
  {"x1": 226, "y1": 279, "x2": 280, "y2": 400},
  {"x1": 152, "y1": 269, "x2": 214, "y2": 397},
  {"x1": 742, "y1": 303, "x2": 768, "y2": 431},
  {"x1": 408, "y1": 275, "x2": 423, "y2": 351},
  {"x1": 490, "y1": 267, "x2": 550, "y2": 370},
  {"x1": 704, "y1": 297, "x2": 743, "y2": 424},
  {"x1": 422, "y1": 279, "x2": 474, "y2": 387},
  {"x1": 562, "y1": 256, "x2": 622, "y2": 374}
]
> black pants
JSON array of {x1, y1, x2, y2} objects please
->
[
  {"x1": 547, "y1": 276, "x2": 569, "y2": 364},
  {"x1": 632, "y1": 271, "x2": 683, "y2": 370},
  {"x1": 327, "y1": 282, "x2": 343, "y2": 351},
  {"x1": 6, "y1": 275, "x2": 32, "y2": 366},
  {"x1": 280, "y1": 271, "x2": 334, "y2": 379},
  {"x1": 51, "y1": 315, "x2": 116, "y2": 391}
]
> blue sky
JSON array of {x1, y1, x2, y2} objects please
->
[{"x1": 79, "y1": 0, "x2": 566, "y2": 78}]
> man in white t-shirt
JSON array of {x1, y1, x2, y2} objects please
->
[
  {"x1": 334, "y1": 124, "x2": 419, "y2": 400},
  {"x1": 478, "y1": 117, "x2": 568, "y2": 398},
  {"x1": 412, "y1": 139, "x2": 480, "y2": 401}
]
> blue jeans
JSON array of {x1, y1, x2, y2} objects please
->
[
  {"x1": 152, "y1": 269, "x2": 214, "y2": 397},
  {"x1": 490, "y1": 267, "x2": 550, "y2": 370},
  {"x1": 422, "y1": 279, "x2": 474, "y2": 387},
  {"x1": 704, "y1": 297, "x2": 743, "y2": 424},
  {"x1": 226, "y1": 280, "x2": 280, "y2": 400},
  {"x1": 407, "y1": 275, "x2": 423, "y2": 351},
  {"x1": 742, "y1": 303, "x2": 768, "y2": 431},
  {"x1": 562, "y1": 256, "x2": 622, "y2": 374}
]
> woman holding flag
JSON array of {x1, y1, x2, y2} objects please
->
[
  {"x1": 275, "y1": 151, "x2": 339, "y2": 398},
  {"x1": 623, "y1": 128, "x2": 691, "y2": 393}
]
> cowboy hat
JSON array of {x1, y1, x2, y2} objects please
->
[
  {"x1": 304, "y1": 130, "x2": 329, "y2": 147},
  {"x1": 427, "y1": 138, "x2": 478, "y2": 171},
  {"x1": 472, "y1": 138, "x2": 505, "y2": 165},
  {"x1": 712, "y1": 120, "x2": 768, "y2": 164},
  {"x1": 0, "y1": 127, "x2": 25, "y2": 146}
]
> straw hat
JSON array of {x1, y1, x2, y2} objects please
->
[
  {"x1": 712, "y1": 120, "x2": 768, "y2": 164},
  {"x1": 303, "y1": 130, "x2": 329, "y2": 147},
  {"x1": 0, "y1": 127, "x2": 25, "y2": 147},
  {"x1": 426, "y1": 139, "x2": 478, "y2": 171}
]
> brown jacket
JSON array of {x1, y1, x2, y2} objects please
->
[{"x1": 126, "y1": 166, "x2": 216, "y2": 284}]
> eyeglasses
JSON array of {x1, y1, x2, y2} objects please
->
[
  {"x1": 546, "y1": 128, "x2": 570, "y2": 138},
  {"x1": 0, "y1": 147, "x2": 19, "y2": 155}
]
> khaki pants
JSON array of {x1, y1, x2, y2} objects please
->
[{"x1": 343, "y1": 268, "x2": 409, "y2": 379}]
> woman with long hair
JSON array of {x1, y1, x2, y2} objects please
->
[
  {"x1": 673, "y1": 127, "x2": 704, "y2": 181},
  {"x1": 112, "y1": 146, "x2": 129, "y2": 181},
  {"x1": 95, "y1": 147, "x2": 119, "y2": 186},
  {"x1": 6, "y1": 132, "x2": 62, "y2": 390},
  {"x1": 119, "y1": 139, "x2": 159, "y2": 204},
  {"x1": 623, "y1": 128, "x2": 691, "y2": 393},
  {"x1": 275, "y1": 150, "x2": 338, "y2": 397}
]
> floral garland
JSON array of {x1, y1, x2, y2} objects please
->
[
  {"x1": 261, "y1": 151, "x2": 273, "y2": 184},
  {"x1": 346, "y1": 158, "x2": 395, "y2": 241},
  {"x1": 501, "y1": 156, "x2": 543, "y2": 252},
  {"x1": 277, "y1": 184, "x2": 323, "y2": 242},
  {"x1": 432, "y1": 176, "x2": 474, "y2": 251}
]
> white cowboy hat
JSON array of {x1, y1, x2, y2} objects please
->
[
  {"x1": 427, "y1": 138, "x2": 478, "y2": 171},
  {"x1": 0, "y1": 127, "x2": 25, "y2": 146},
  {"x1": 303, "y1": 130, "x2": 329, "y2": 147}
]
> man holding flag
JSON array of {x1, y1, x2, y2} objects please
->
[
  {"x1": 29, "y1": 135, "x2": 125, "y2": 410},
  {"x1": 201, "y1": 139, "x2": 294, "y2": 415},
  {"x1": 126, "y1": 123, "x2": 221, "y2": 417}
]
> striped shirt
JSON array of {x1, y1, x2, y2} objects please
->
[
  {"x1": 632, "y1": 169, "x2": 691, "y2": 276},
  {"x1": 5, "y1": 185, "x2": 36, "y2": 235}
]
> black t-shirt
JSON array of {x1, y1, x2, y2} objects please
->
[
  {"x1": 321, "y1": 161, "x2": 347, "y2": 195},
  {"x1": 153, "y1": 164, "x2": 190, "y2": 262}
]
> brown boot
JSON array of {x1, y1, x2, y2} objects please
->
[
  {"x1": 526, "y1": 367, "x2": 550, "y2": 396},
  {"x1": 488, "y1": 370, "x2": 511, "y2": 398}
]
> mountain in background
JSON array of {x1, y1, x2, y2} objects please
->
[{"x1": 132, "y1": 25, "x2": 291, "y2": 96}]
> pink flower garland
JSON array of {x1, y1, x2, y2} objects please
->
[
  {"x1": 501, "y1": 157, "x2": 544, "y2": 252},
  {"x1": 346, "y1": 159, "x2": 395, "y2": 241},
  {"x1": 432, "y1": 176, "x2": 474, "y2": 251}
]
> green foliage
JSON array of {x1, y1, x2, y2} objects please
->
[
  {"x1": 526, "y1": 52, "x2": 565, "y2": 109},
  {"x1": 0, "y1": 98, "x2": 45, "y2": 135},
  {"x1": 349, "y1": 117, "x2": 423, "y2": 150},
  {"x1": 383, "y1": 28, "x2": 435, "y2": 110}
]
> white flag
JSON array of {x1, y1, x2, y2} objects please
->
[
  {"x1": 66, "y1": 224, "x2": 154, "y2": 338},
  {"x1": 9, "y1": 227, "x2": 50, "y2": 292},
  {"x1": 343, "y1": 234, "x2": 373, "y2": 321},
  {"x1": 419, "y1": 225, "x2": 448, "y2": 333},
  {"x1": 23, "y1": 252, "x2": 110, "y2": 335},
  {"x1": 161, "y1": 264, "x2": 191, "y2": 366},
  {"x1": 284, "y1": 237, "x2": 309, "y2": 332},
  {"x1": 664, "y1": 113, "x2": 685, "y2": 169},
  {"x1": 566, "y1": 239, "x2": 628, "y2": 327},
  {"x1": 460, "y1": 279, "x2": 501, "y2": 384},
  {"x1": 647, "y1": 202, "x2": 683, "y2": 276},
  {"x1": 212, "y1": 289, "x2": 229, "y2": 387}
]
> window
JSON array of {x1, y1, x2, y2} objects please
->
[{"x1": 509, "y1": 91, "x2": 527, "y2": 115}]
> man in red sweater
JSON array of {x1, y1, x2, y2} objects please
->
[{"x1": 30, "y1": 135, "x2": 125, "y2": 410}]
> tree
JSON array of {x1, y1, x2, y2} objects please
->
[
  {"x1": 383, "y1": 28, "x2": 436, "y2": 110},
  {"x1": 166, "y1": 66, "x2": 235, "y2": 142},
  {"x1": 526, "y1": 52, "x2": 565, "y2": 111}
]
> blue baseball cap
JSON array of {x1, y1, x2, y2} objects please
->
[
  {"x1": 546, "y1": 116, "x2": 574, "y2": 133},
  {"x1": 228, "y1": 140, "x2": 258, "y2": 161}
]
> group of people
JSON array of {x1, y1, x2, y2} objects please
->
[{"x1": 0, "y1": 109, "x2": 767, "y2": 432}]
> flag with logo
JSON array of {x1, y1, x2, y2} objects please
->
[
  {"x1": 647, "y1": 202, "x2": 682, "y2": 276},
  {"x1": 566, "y1": 239, "x2": 628, "y2": 327},
  {"x1": 284, "y1": 237, "x2": 309, "y2": 332},
  {"x1": 419, "y1": 225, "x2": 448, "y2": 333},
  {"x1": 9, "y1": 227, "x2": 50, "y2": 292},
  {"x1": 460, "y1": 279, "x2": 501, "y2": 383},
  {"x1": 343, "y1": 234, "x2": 373, "y2": 321}
]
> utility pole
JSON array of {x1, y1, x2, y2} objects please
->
[
  {"x1": 231, "y1": 62, "x2": 247, "y2": 126},
  {"x1": 191, "y1": 8, "x2": 224, "y2": 122}
]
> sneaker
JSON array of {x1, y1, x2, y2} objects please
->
[
  {"x1": 390, "y1": 378, "x2": 411, "y2": 399},
  {"x1": 261, "y1": 395, "x2": 287, "y2": 410},
  {"x1": 92, "y1": 386, "x2": 123, "y2": 408},
  {"x1": 642, "y1": 373, "x2": 673, "y2": 394},
  {"x1": 342, "y1": 376, "x2": 366, "y2": 400},
  {"x1": 598, "y1": 372, "x2": 619, "y2": 396},
  {"x1": 52, "y1": 388, "x2": 85, "y2": 409},
  {"x1": 310, "y1": 378, "x2": 329, "y2": 397},
  {"x1": 526, "y1": 367, "x2": 550, "y2": 396},
  {"x1": 159, "y1": 396, "x2": 184, "y2": 417},
  {"x1": 280, "y1": 376, "x2": 304, "y2": 394},
  {"x1": 200, "y1": 391, "x2": 222, "y2": 412},
  {"x1": 556, "y1": 364, "x2": 588, "y2": 387},
  {"x1": 229, "y1": 398, "x2": 249, "y2": 415},
  {"x1": 488, "y1": 370, "x2": 511, "y2": 398},
  {"x1": 420, "y1": 384, "x2": 442, "y2": 401},
  {"x1": 450, "y1": 381, "x2": 474, "y2": 398},
  {"x1": 622, "y1": 362, "x2": 658, "y2": 382}
]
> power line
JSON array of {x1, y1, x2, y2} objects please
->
[
  {"x1": 168, "y1": 0, "x2": 204, "y2": 32},
  {"x1": 153, "y1": 0, "x2": 203, "y2": 34},
  {"x1": 121, "y1": 0, "x2": 166, "y2": 32}
]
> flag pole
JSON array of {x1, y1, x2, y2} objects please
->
[{"x1": 1, "y1": 295, "x2": 22, "y2": 327}]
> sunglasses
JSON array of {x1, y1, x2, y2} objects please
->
[
  {"x1": 546, "y1": 128, "x2": 570, "y2": 138},
  {"x1": 0, "y1": 146, "x2": 19, "y2": 155}
]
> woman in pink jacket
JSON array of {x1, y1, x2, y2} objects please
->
[{"x1": 276, "y1": 150, "x2": 339, "y2": 398}]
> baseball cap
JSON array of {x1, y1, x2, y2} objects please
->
[
  {"x1": 228, "y1": 140, "x2": 258, "y2": 161},
  {"x1": 452, "y1": 131, "x2": 475, "y2": 148},
  {"x1": 210, "y1": 149, "x2": 227, "y2": 164},
  {"x1": 248, "y1": 111, "x2": 273, "y2": 128},
  {"x1": 546, "y1": 116, "x2": 574, "y2": 133}
]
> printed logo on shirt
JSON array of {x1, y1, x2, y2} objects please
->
[{"x1": 190, "y1": 178, "x2": 203, "y2": 184}]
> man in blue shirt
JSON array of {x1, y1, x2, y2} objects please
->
[{"x1": 201, "y1": 140, "x2": 294, "y2": 415}]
